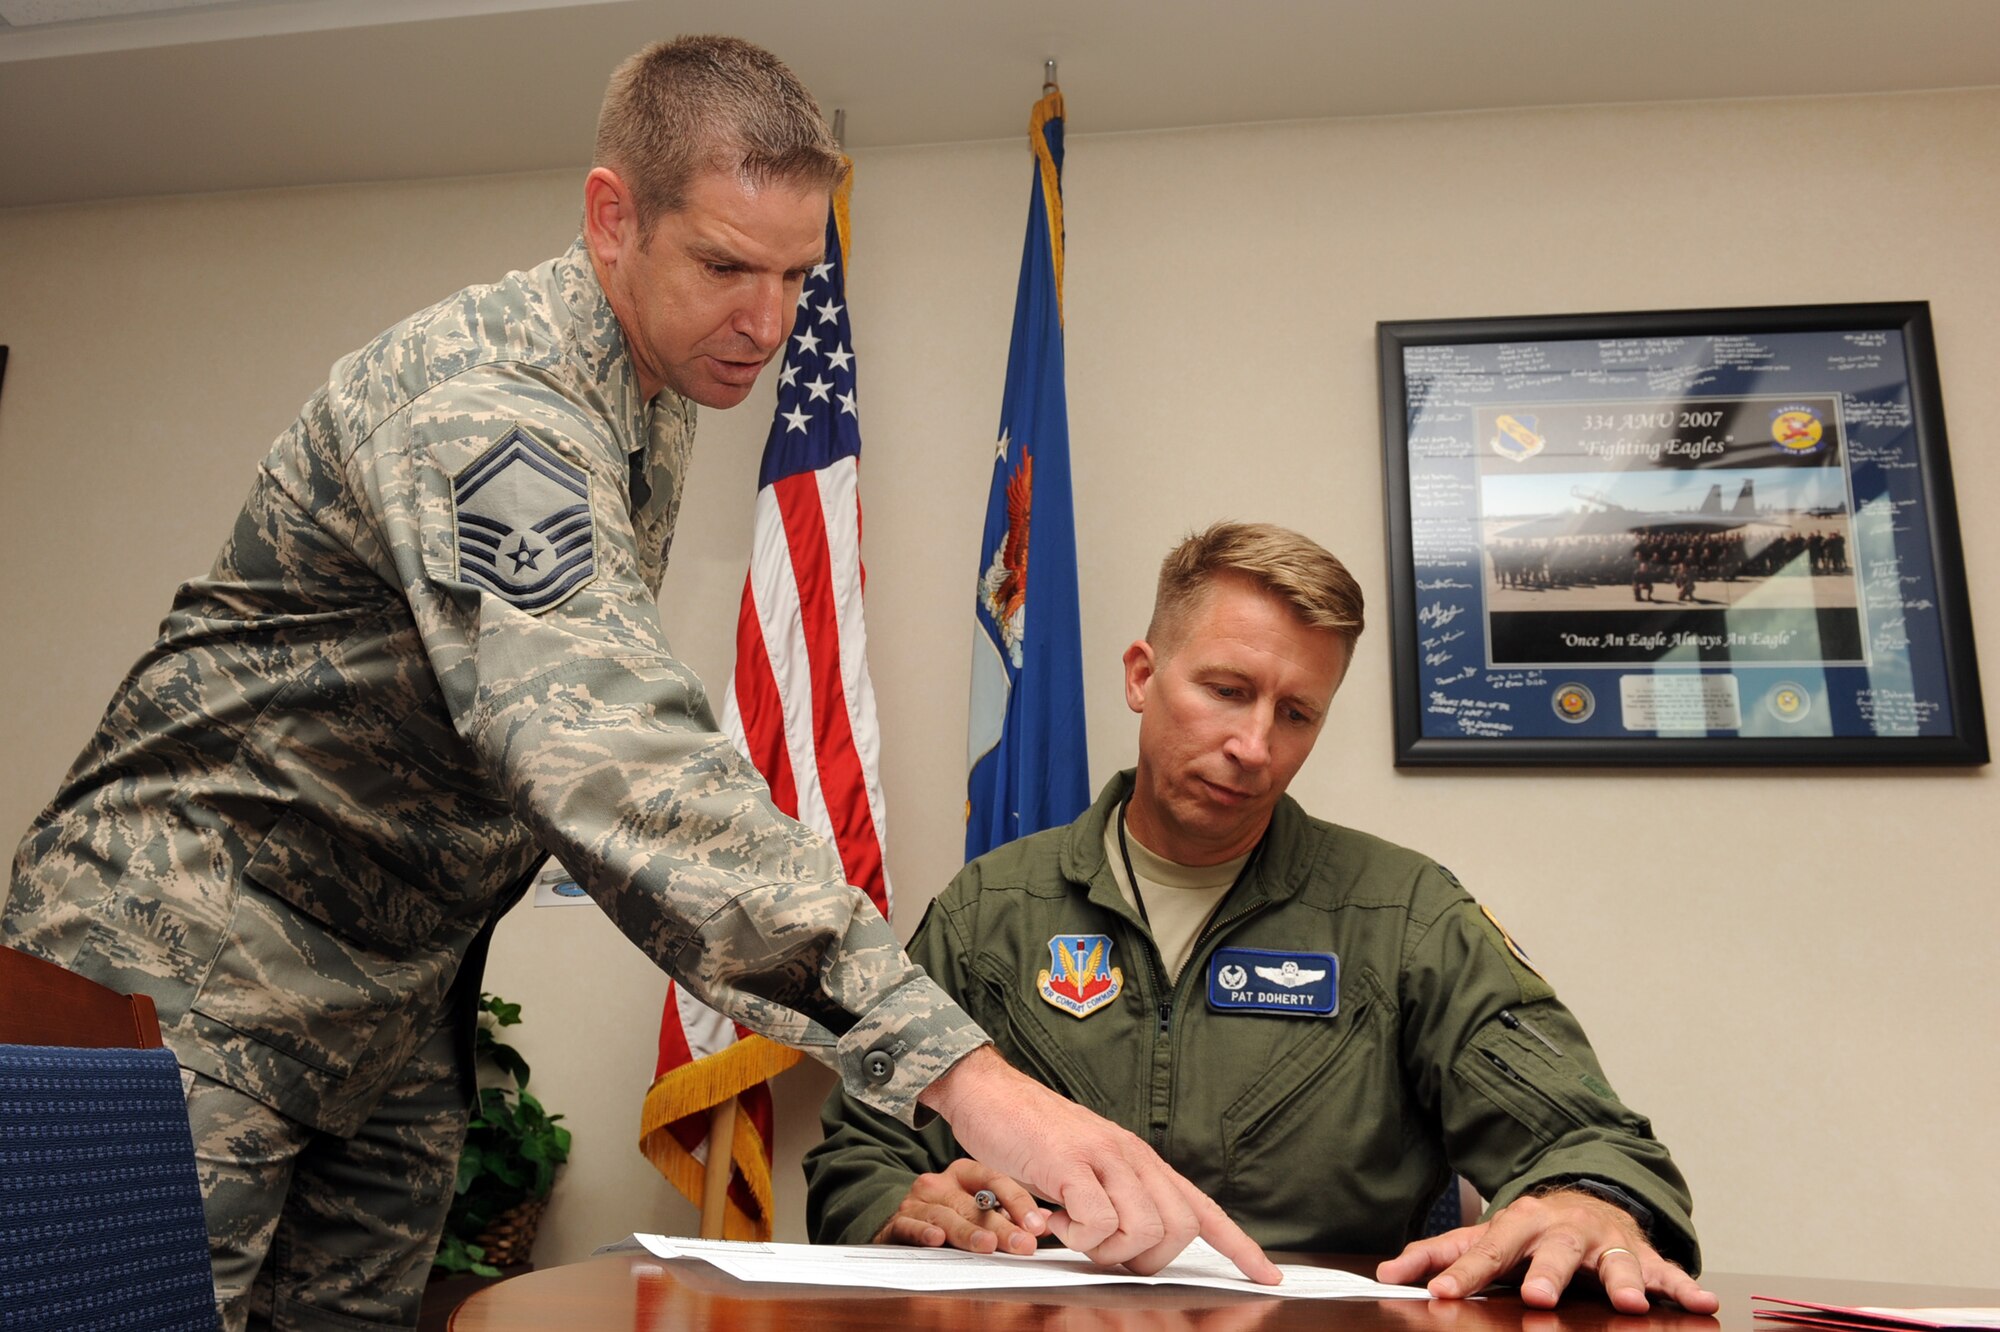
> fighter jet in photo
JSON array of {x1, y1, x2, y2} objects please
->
[{"x1": 1497, "y1": 480, "x2": 1769, "y2": 539}]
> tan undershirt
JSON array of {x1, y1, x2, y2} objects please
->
[{"x1": 1102, "y1": 815, "x2": 1248, "y2": 983}]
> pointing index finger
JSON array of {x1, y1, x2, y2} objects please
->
[{"x1": 1181, "y1": 1176, "x2": 1281, "y2": 1284}]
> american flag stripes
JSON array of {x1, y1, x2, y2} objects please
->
[{"x1": 638, "y1": 164, "x2": 889, "y2": 1240}]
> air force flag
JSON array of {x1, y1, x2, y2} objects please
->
[{"x1": 965, "y1": 87, "x2": 1090, "y2": 862}]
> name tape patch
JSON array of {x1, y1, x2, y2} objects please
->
[{"x1": 1207, "y1": 947, "x2": 1338, "y2": 1016}]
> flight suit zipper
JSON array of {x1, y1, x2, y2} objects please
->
[
  {"x1": 1133, "y1": 935, "x2": 1174, "y2": 1151},
  {"x1": 1481, "y1": 1047, "x2": 1528, "y2": 1084},
  {"x1": 1113, "y1": 805, "x2": 1270, "y2": 1155},
  {"x1": 1144, "y1": 895, "x2": 1268, "y2": 1151},
  {"x1": 1478, "y1": 1044, "x2": 1589, "y2": 1132}
]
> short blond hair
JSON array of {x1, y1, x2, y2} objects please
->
[
  {"x1": 593, "y1": 35, "x2": 845, "y2": 230},
  {"x1": 1148, "y1": 522, "x2": 1365, "y2": 651}
]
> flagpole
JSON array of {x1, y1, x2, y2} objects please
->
[
  {"x1": 963, "y1": 63, "x2": 1089, "y2": 861},
  {"x1": 698, "y1": 1095, "x2": 739, "y2": 1239}
]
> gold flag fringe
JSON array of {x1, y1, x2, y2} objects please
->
[
  {"x1": 1029, "y1": 89, "x2": 1066, "y2": 324},
  {"x1": 833, "y1": 154, "x2": 853, "y2": 271},
  {"x1": 638, "y1": 1033, "x2": 803, "y2": 1240}
]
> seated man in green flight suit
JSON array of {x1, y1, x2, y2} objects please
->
[{"x1": 805, "y1": 521, "x2": 1716, "y2": 1313}]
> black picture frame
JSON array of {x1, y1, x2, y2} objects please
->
[{"x1": 1378, "y1": 303, "x2": 1986, "y2": 766}]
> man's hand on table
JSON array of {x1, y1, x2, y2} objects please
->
[
  {"x1": 918, "y1": 1045, "x2": 1281, "y2": 1284},
  {"x1": 873, "y1": 1158, "x2": 1049, "y2": 1255},
  {"x1": 1376, "y1": 1189, "x2": 1719, "y2": 1314}
]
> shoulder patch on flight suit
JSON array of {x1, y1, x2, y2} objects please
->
[
  {"x1": 1477, "y1": 904, "x2": 1554, "y2": 1002},
  {"x1": 453, "y1": 427, "x2": 596, "y2": 612},
  {"x1": 1037, "y1": 934, "x2": 1123, "y2": 1019}
]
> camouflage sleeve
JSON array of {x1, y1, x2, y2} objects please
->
[
  {"x1": 345, "y1": 368, "x2": 986, "y2": 1122},
  {"x1": 803, "y1": 897, "x2": 970, "y2": 1244}
]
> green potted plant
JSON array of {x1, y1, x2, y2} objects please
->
[{"x1": 432, "y1": 992, "x2": 573, "y2": 1279}]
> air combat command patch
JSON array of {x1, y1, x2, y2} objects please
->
[
  {"x1": 1037, "y1": 934, "x2": 1123, "y2": 1019},
  {"x1": 453, "y1": 427, "x2": 596, "y2": 612}
]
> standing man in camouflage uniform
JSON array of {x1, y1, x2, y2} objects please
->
[{"x1": 3, "y1": 36, "x2": 1273, "y2": 1331}]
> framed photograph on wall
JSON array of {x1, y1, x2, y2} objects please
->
[{"x1": 1378, "y1": 303, "x2": 1986, "y2": 766}]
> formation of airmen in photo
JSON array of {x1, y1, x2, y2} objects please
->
[{"x1": 1488, "y1": 526, "x2": 1850, "y2": 603}]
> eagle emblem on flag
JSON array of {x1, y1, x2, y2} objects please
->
[{"x1": 978, "y1": 445, "x2": 1033, "y2": 668}]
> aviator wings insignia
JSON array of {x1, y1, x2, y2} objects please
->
[{"x1": 1253, "y1": 962, "x2": 1326, "y2": 989}]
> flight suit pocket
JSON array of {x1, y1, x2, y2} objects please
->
[
  {"x1": 242, "y1": 808, "x2": 443, "y2": 955},
  {"x1": 972, "y1": 971, "x2": 1109, "y2": 1112},
  {"x1": 1216, "y1": 971, "x2": 1410, "y2": 1229},
  {"x1": 1220, "y1": 984, "x2": 1380, "y2": 1152},
  {"x1": 1459, "y1": 1017, "x2": 1655, "y2": 1145}
]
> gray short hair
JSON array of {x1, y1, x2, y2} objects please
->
[{"x1": 594, "y1": 35, "x2": 846, "y2": 229}]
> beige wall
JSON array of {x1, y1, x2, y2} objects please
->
[{"x1": 2, "y1": 87, "x2": 1994, "y2": 1286}]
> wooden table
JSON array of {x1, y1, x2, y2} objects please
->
[{"x1": 450, "y1": 1251, "x2": 1998, "y2": 1332}]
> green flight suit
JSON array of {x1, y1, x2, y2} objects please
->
[{"x1": 807, "y1": 773, "x2": 1699, "y2": 1271}]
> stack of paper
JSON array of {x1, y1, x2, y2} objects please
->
[
  {"x1": 1754, "y1": 1297, "x2": 2000, "y2": 1331},
  {"x1": 623, "y1": 1236, "x2": 1434, "y2": 1301}
]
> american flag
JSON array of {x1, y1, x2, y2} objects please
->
[{"x1": 637, "y1": 165, "x2": 889, "y2": 1240}]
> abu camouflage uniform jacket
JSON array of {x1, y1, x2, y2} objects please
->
[
  {"x1": 807, "y1": 773, "x2": 1700, "y2": 1271},
  {"x1": 4, "y1": 240, "x2": 983, "y2": 1136}
]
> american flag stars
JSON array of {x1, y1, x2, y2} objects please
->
[{"x1": 774, "y1": 263, "x2": 860, "y2": 435}]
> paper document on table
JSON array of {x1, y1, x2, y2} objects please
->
[
  {"x1": 628, "y1": 1235, "x2": 1432, "y2": 1300},
  {"x1": 1754, "y1": 1297, "x2": 2000, "y2": 1331}
]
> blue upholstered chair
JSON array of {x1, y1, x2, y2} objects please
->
[
  {"x1": 0, "y1": 946, "x2": 217, "y2": 1331},
  {"x1": 1422, "y1": 1176, "x2": 1484, "y2": 1238}
]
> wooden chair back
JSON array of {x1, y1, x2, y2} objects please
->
[{"x1": 0, "y1": 944, "x2": 164, "y2": 1048}]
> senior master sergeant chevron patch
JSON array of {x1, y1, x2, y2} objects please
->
[{"x1": 453, "y1": 427, "x2": 596, "y2": 612}]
